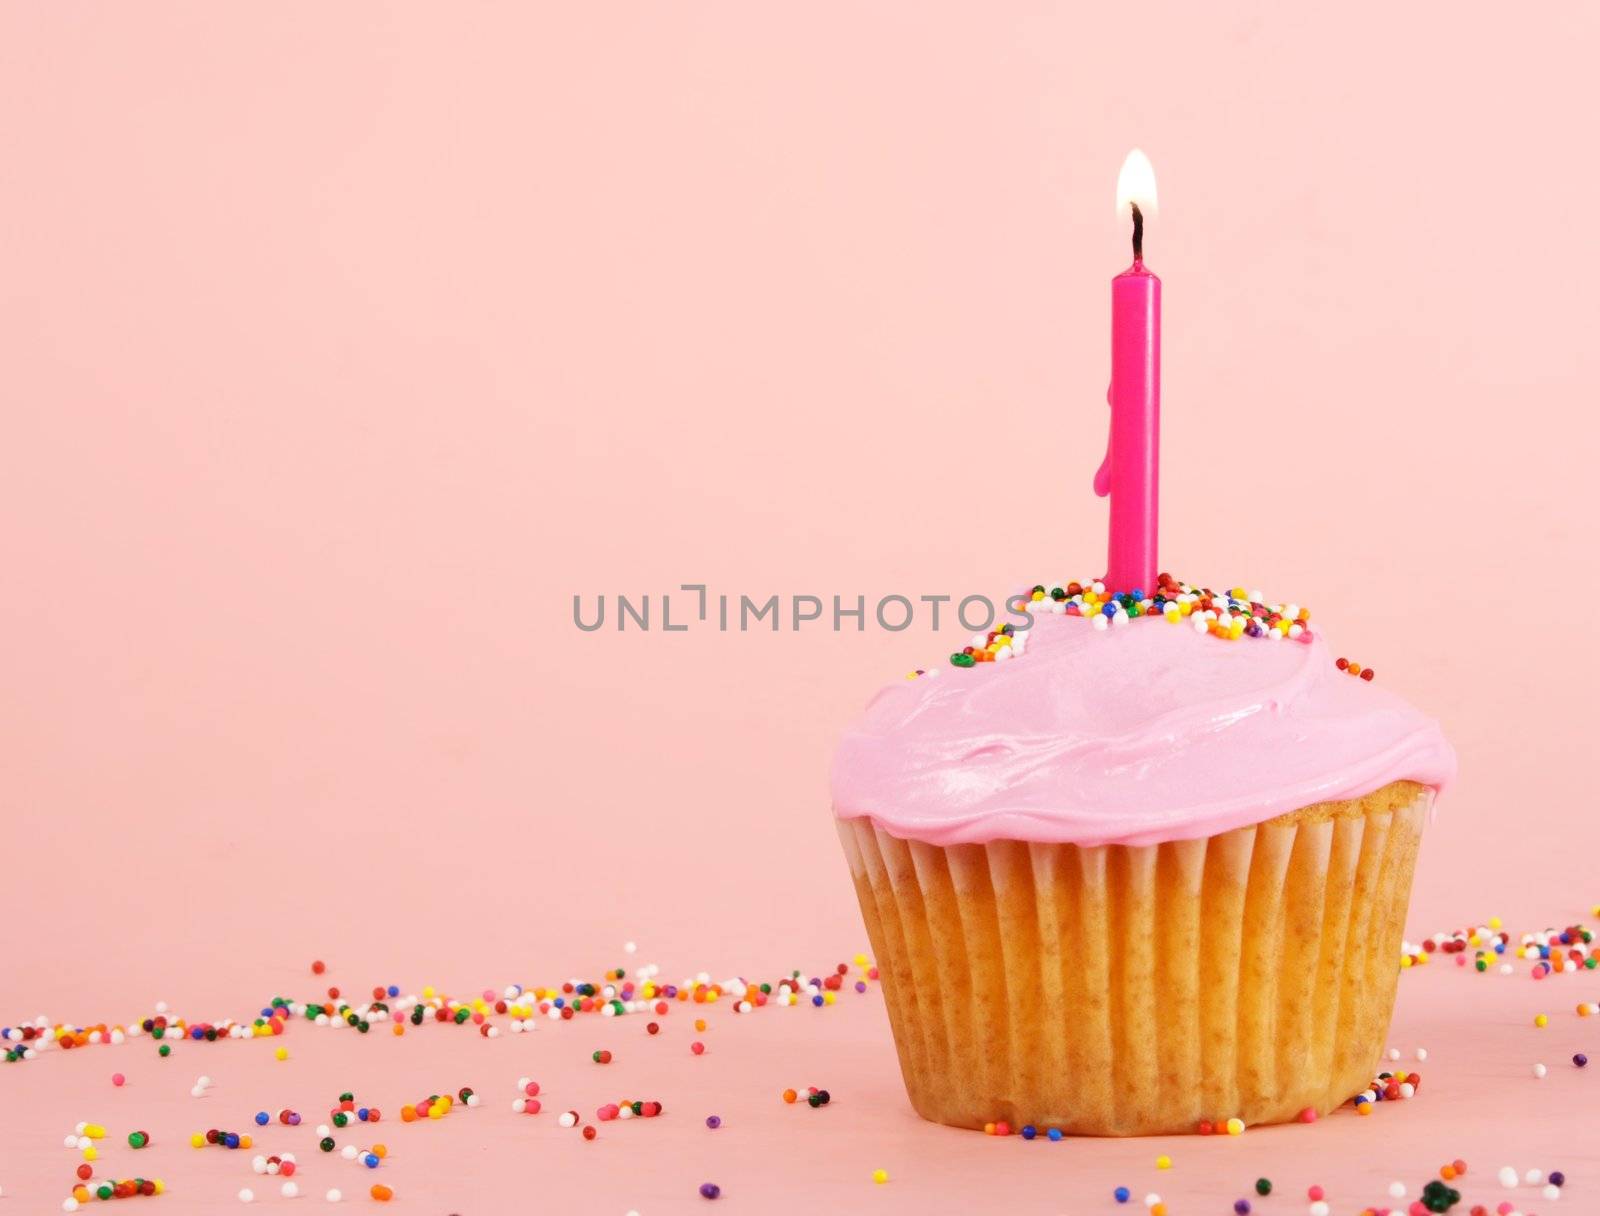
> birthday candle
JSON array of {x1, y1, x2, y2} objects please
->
[{"x1": 1097, "y1": 149, "x2": 1162, "y2": 595}]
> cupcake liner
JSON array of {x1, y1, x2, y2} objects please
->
[{"x1": 837, "y1": 780, "x2": 1429, "y2": 1135}]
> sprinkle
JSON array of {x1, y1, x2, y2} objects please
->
[
  {"x1": 1499, "y1": 1166, "x2": 1519, "y2": 1188},
  {"x1": 1575, "y1": 1053, "x2": 1589, "y2": 1067},
  {"x1": 699, "y1": 1183, "x2": 721, "y2": 1200},
  {"x1": 871, "y1": 1169, "x2": 889, "y2": 1184},
  {"x1": 705, "y1": 1115, "x2": 722, "y2": 1129},
  {"x1": 1225, "y1": 1117, "x2": 1244, "y2": 1135},
  {"x1": 1155, "y1": 1154, "x2": 1171, "y2": 1169},
  {"x1": 325, "y1": 1190, "x2": 341, "y2": 1203},
  {"x1": 1535, "y1": 1063, "x2": 1548, "y2": 1078},
  {"x1": 1114, "y1": 1187, "x2": 1130, "y2": 1203}
]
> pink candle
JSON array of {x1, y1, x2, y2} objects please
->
[{"x1": 1095, "y1": 150, "x2": 1161, "y2": 595}]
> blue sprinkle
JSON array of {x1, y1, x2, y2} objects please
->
[
  {"x1": 254, "y1": 1112, "x2": 269, "y2": 1126},
  {"x1": 1020, "y1": 1125, "x2": 1036, "y2": 1140},
  {"x1": 387, "y1": 985, "x2": 399, "y2": 997},
  {"x1": 1114, "y1": 1186, "x2": 1130, "y2": 1203},
  {"x1": 1047, "y1": 1127, "x2": 1062, "y2": 1142},
  {"x1": 811, "y1": 994, "x2": 824, "y2": 1007}
]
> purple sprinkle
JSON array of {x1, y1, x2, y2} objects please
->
[
  {"x1": 705, "y1": 1115, "x2": 721, "y2": 1129},
  {"x1": 1551, "y1": 1171, "x2": 1566, "y2": 1187},
  {"x1": 1576, "y1": 1053, "x2": 1589, "y2": 1068},
  {"x1": 1234, "y1": 1203, "x2": 1251, "y2": 1216},
  {"x1": 699, "y1": 1183, "x2": 721, "y2": 1200},
  {"x1": 854, "y1": 981, "x2": 867, "y2": 993}
]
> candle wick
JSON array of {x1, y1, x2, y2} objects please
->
[{"x1": 1129, "y1": 202, "x2": 1144, "y2": 262}]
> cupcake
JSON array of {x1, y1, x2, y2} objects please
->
[{"x1": 832, "y1": 579, "x2": 1454, "y2": 1136}]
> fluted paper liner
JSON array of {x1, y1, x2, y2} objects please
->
[{"x1": 838, "y1": 780, "x2": 1429, "y2": 1135}]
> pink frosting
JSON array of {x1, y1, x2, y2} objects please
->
[{"x1": 831, "y1": 613, "x2": 1455, "y2": 848}]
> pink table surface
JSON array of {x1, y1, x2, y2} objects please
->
[{"x1": 4, "y1": 938, "x2": 1596, "y2": 1215}]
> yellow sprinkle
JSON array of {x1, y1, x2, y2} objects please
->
[
  {"x1": 1535, "y1": 1013, "x2": 1549, "y2": 1028},
  {"x1": 1156, "y1": 1153, "x2": 1172, "y2": 1169},
  {"x1": 1490, "y1": 916, "x2": 1504, "y2": 929},
  {"x1": 853, "y1": 954, "x2": 869, "y2": 966},
  {"x1": 871, "y1": 1169, "x2": 889, "y2": 1184},
  {"x1": 274, "y1": 1047, "x2": 289, "y2": 1061},
  {"x1": 1225, "y1": 1117, "x2": 1244, "y2": 1135}
]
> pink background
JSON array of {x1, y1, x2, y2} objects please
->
[{"x1": 4, "y1": 4, "x2": 1600, "y2": 1213}]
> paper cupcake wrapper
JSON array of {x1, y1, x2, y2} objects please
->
[{"x1": 837, "y1": 781, "x2": 1429, "y2": 1136}]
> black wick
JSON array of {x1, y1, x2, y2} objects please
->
[{"x1": 1130, "y1": 202, "x2": 1144, "y2": 262}]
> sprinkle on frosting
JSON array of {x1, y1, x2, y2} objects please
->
[{"x1": 943, "y1": 573, "x2": 1316, "y2": 672}]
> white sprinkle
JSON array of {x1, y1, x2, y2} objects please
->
[
  {"x1": 1415, "y1": 1047, "x2": 1428, "y2": 1061},
  {"x1": 1543, "y1": 1184, "x2": 1561, "y2": 1200},
  {"x1": 1499, "y1": 1166, "x2": 1520, "y2": 1188},
  {"x1": 1309, "y1": 1205, "x2": 1329, "y2": 1216},
  {"x1": 1534, "y1": 1063, "x2": 1548, "y2": 1078},
  {"x1": 1388, "y1": 1181, "x2": 1407, "y2": 1199},
  {"x1": 1387, "y1": 1047, "x2": 1400, "y2": 1061},
  {"x1": 325, "y1": 1190, "x2": 342, "y2": 1204},
  {"x1": 1526, "y1": 1169, "x2": 1543, "y2": 1186},
  {"x1": 239, "y1": 1189, "x2": 255, "y2": 1204},
  {"x1": 624, "y1": 941, "x2": 637, "y2": 954},
  {"x1": 282, "y1": 1182, "x2": 300, "y2": 1199}
]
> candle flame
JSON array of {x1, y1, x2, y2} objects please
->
[{"x1": 1115, "y1": 149, "x2": 1158, "y2": 219}]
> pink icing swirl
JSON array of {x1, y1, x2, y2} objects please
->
[{"x1": 831, "y1": 613, "x2": 1455, "y2": 847}]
